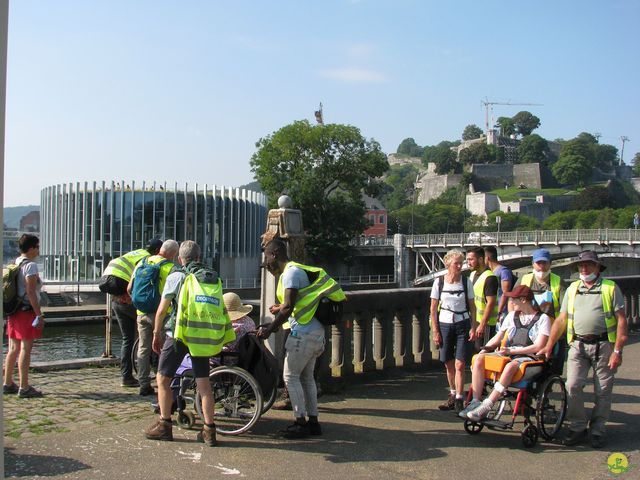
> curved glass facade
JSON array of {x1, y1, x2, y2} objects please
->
[{"x1": 40, "y1": 181, "x2": 268, "y2": 282}]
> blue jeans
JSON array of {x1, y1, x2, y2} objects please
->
[
  {"x1": 283, "y1": 329, "x2": 325, "y2": 419},
  {"x1": 112, "y1": 301, "x2": 137, "y2": 379}
]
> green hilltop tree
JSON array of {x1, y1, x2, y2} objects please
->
[
  {"x1": 462, "y1": 124, "x2": 483, "y2": 141},
  {"x1": 423, "y1": 141, "x2": 459, "y2": 174},
  {"x1": 633, "y1": 152, "x2": 640, "y2": 176},
  {"x1": 512, "y1": 111, "x2": 541, "y2": 137},
  {"x1": 551, "y1": 154, "x2": 592, "y2": 187},
  {"x1": 397, "y1": 137, "x2": 424, "y2": 157},
  {"x1": 516, "y1": 134, "x2": 550, "y2": 164},
  {"x1": 250, "y1": 120, "x2": 389, "y2": 262},
  {"x1": 496, "y1": 116, "x2": 516, "y2": 137}
]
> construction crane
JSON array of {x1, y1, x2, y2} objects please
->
[{"x1": 481, "y1": 99, "x2": 543, "y2": 135}]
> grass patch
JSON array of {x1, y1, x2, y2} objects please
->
[{"x1": 488, "y1": 187, "x2": 576, "y2": 202}]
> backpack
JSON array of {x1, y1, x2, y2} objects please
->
[
  {"x1": 3, "y1": 259, "x2": 31, "y2": 317},
  {"x1": 436, "y1": 275, "x2": 470, "y2": 313},
  {"x1": 131, "y1": 257, "x2": 169, "y2": 313},
  {"x1": 315, "y1": 297, "x2": 344, "y2": 326},
  {"x1": 98, "y1": 275, "x2": 129, "y2": 296}
]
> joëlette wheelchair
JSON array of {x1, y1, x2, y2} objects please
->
[
  {"x1": 462, "y1": 352, "x2": 567, "y2": 448},
  {"x1": 153, "y1": 333, "x2": 280, "y2": 436}
]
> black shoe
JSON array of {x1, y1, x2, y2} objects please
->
[
  {"x1": 18, "y1": 386, "x2": 43, "y2": 398},
  {"x1": 590, "y1": 434, "x2": 606, "y2": 449},
  {"x1": 121, "y1": 377, "x2": 139, "y2": 388},
  {"x1": 139, "y1": 385, "x2": 155, "y2": 396},
  {"x1": 563, "y1": 429, "x2": 588, "y2": 446},
  {"x1": 3, "y1": 383, "x2": 19, "y2": 394},
  {"x1": 278, "y1": 422, "x2": 310, "y2": 439},
  {"x1": 308, "y1": 422, "x2": 322, "y2": 436},
  {"x1": 454, "y1": 398, "x2": 464, "y2": 413}
]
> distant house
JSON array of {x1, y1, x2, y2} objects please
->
[
  {"x1": 363, "y1": 195, "x2": 387, "y2": 237},
  {"x1": 20, "y1": 210, "x2": 40, "y2": 232}
]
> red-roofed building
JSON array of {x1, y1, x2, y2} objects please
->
[{"x1": 363, "y1": 195, "x2": 387, "y2": 237}]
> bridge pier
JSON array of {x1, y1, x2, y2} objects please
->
[{"x1": 394, "y1": 234, "x2": 410, "y2": 288}]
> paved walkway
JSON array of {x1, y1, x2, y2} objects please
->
[{"x1": 4, "y1": 334, "x2": 640, "y2": 479}]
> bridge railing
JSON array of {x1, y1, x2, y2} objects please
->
[
  {"x1": 352, "y1": 229, "x2": 640, "y2": 248},
  {"x1": 318, "y1": 281, "x2": 640, "y2": 380}
]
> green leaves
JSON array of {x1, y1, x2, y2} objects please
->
[{"x1": 250, "y1": 120, "x2": 389, "y2": 262}]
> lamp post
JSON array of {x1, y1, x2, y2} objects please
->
[
  {"x1": 496, "y1": 215, "x2": 502, "y2": 241},
  {"x1": 410, "y1": 173, "x2": 420, "y2": 245}
]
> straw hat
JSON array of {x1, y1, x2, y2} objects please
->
[{"x1": 223, "y1": 292, "x2": 253, "y2": 321}]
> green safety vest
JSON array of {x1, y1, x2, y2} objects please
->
[
  {"x1": 174, "y1": 271, "x2": 235, "y2": 357},
  {"x1": 134, "y1": 255, "x2": 175, "y2": 316},
  {"x1": 566, "y1": 278, "x2": 617, "y2": 344},
  {"x1": 471, "y1": 269, "x2": 499, "y2": 327},
  {"x1": 521, "y1": 272, "x2": 561, "y2": 312},
  {"x1": 276, "y1": 261, "x2": 346, "y2": 327},
  {"x1": 103, "y1": 249, "x2": 149, "y2": 282}
]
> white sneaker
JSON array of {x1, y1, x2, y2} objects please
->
[
  {"x1": 458, "y1": 399, "x2": 482, "y2": 419},
  {"x1": 467, "y1": 399, "x2": 494, "y2": 422}
]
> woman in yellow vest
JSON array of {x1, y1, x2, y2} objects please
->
[{"x1": 258, "y1": 238, "x2": 345, "y2": 439}]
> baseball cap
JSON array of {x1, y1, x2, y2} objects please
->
[{"x1": 532, "y1": 248, "x2": 551, "y2": 263}]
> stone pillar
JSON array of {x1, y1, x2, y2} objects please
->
[
  {"x1": 259, "y1": 195, "x2": 306, "y2": 360},
  {"x1": 394, "y1": 233, "x2": 409, "y2": 288}
]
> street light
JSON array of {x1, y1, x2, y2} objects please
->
[
  {"x1": 410, "y1": 173, "x2": 420, "y2": 245},
  {"x1": 496, "y1": 215, "x2": 502, "y2": 240}
]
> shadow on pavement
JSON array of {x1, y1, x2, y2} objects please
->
[{"x1": 4, "y1": 447, "x2": 91, "y2": 478}]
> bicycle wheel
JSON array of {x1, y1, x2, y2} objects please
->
[
  {"x1": 195, "y1": 366, "x2": 263, "y2": 436},
  {"x1": 536, "y1": 375, "x2": 567, "y2": 440}
]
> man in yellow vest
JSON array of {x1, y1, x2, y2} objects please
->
[
  {"x1": 466, "y1": 247, "x2": 498, "y2": 346},
  {"x1": 258, "y1": 238, "x2": 346, "y2": 439},
  {"x1": 128, "y1": 240, "x2": 179, "y2": 396},
  {"x1": 144, "y1": 240, "x2": 235, "y2": 446},
  {"x1": 540, "y1": 250, "x2": 627, "y2": 449},
  {"x1": 516, "y1": 248, "x2": 567, "y2": 374},
  {"x1": 101, "y1": 239, "x2": 162, "y2": 388}
]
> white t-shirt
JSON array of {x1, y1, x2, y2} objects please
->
[
  {"x1": 281, "y1": 264, "x2": 323, "y2": 333},
  {"x1": 16, "y1": 256, "x2": 41, "y2": 307},
  {"x1": 498, "y1": 311, "x2": 550, "y2": 346},
  {"x1": 431, "y1": 277, "x2": 474, "y2": 324}
]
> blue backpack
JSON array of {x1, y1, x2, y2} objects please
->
[{"x1": 131, "y1": 257, "x2": 169, "y2": 313}]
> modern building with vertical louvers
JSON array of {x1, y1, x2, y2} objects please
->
[{"x1": 40, "y1": 181, "x2": 268, "y2": 283}]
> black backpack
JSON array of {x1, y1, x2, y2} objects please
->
[{"x1": 435, "y1": 275, "x2": 470, "y2": 313}]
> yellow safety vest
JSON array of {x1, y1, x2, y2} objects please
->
[
  {"x1": 134, "y1": 255, "x2": 175, "y2": 316},
  {"x1": 521, "y1": 272, "x2": 561, "y2": 312},
  {"x1": 471, "y1": 269, "x2": 499, "y2": 327},
  {"x1": 276, "y1": 261, "x2": 346, "y2": 327},
  {"x1": 174, "y1": 270, "x2": 235, "y2": 357},
  {"x1": 566, "y1": 278, "x2": 617, "y2": 343},
  {"x1": 103, "y1": 249, "x2": 149, "y2": 282}
]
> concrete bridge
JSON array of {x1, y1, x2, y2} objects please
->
[{"x1": 352, "y1": 229, "x2": 640, "y2": 286}]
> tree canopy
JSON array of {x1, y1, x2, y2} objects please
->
[
  {"x1": 250, "y1": 120, "x2": 389, "y2": 261},
  {"x1": 396, "y1": 137, "x2": 424, "y2": 157},
  {"x1": 462, "y1": 124, "x2": 483, "y2": 141},
  {"x1": 422, "y1": 141, "x2": 459, "y2": 174},
  {"x1": 512, "y1": 111, "x2": 541, "y2": 136},
  {"x1": 551, "y1": 154, "x2": 592, "y2": 187},
  {"x1": 379, "y1": 164, "x2": 420, "y2": 212},
  {"x1": 496, "y1": 116, "x2": 515, "y2": 137},
  {"x1": 633, "y1": 152, "x2": 640, "y2": 176},
  {"x1": 516, "y1": 134, "x2": 550, "y2": 164}
]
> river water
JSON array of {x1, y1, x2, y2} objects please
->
[{"x1": 2, "y1": 322, "x2": 122, "y2": 363}]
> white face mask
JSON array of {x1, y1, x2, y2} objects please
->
[
  {"x1": 580, "y1": 272, "x2": 598, "y2": 283},
  {"x1": 534, "y1": 270, "x2": 549, "y2": 281}
]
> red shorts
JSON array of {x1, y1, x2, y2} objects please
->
[{"x1": 6, "y1": 310, "x2": 43, "y2": 341}]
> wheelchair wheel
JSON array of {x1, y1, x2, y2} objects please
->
[
  {"x1": 536, "y1": 375, "x2": 567, "y2": 441},
  {"x1": 195, "y1": 366, "x2": 263, "y2": 436},
  {"x1": 177, "y1": 410, "x2": 196, "y2": 429},
  {"x1": 522, "y1": 424, "x2": 539, "y2": 448},
  {"x1": 464, "y1": 420, "x2": 484, "y2": 435},
  {"x1": 261, "y1": 376, "x2": 279, "y2": 414},
  {"x1": 131, "y1": 337, "x2": 159, "y2": 377}
]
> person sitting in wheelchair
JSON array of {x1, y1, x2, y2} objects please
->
[{"x1": 460, "y1": 285, "x2": 550, "y2": 421}]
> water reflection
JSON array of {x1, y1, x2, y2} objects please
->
[{"x1": 2, "y1": 322, "x2": 122, "y2": 363}]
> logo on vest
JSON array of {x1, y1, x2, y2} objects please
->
[{"x1": 195, "y1": 295, "x2": 220, "y2": 306}]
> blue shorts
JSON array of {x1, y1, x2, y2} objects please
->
[{"x1": 438, "y1": 319, "x2": 472, "y2": 363}]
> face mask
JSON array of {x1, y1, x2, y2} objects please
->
[
  {"x1": 534, "y1": 270, "x2": 549, "y2": 281},
  {"x1": 580, "y1": 272, "x2": 598, "y2": 283}
]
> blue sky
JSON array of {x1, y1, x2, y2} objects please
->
[{"x1": 4, "y1": 0, "x2": 639, "y2": 206}]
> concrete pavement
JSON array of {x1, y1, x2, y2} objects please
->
[{"x1": 4, "y1": 333, "x2": 640, "y2": 479}]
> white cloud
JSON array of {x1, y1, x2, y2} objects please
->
[{"x1": 319, "y1": 67, "x2": 388, "y2": 83}]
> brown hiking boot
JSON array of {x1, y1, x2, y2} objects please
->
[
  {"x1": 197, "y1": 425, "x2": 217, "y2": 447},
  {"x1": 438, "y1": 393, "x2": 456, "y2": 411},
  {"x1": 272, "y1": 389, "x2": 292, "y2": 410},
  {"x1": 144, "y1": 418, "x2": 173, "y2": 441}
]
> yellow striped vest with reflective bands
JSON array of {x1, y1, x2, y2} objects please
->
[
  {"x1": 103, "y1": 249, "x2": 149, "y2": 282},
  {"x1": 471, "y1": 269, "x2": 499, "y2": 326},
  {"x1": 277, "y1": 261, "x2": 346, "y2": 326},
  {"x1": 521, "y1": 272, "x2": 561, "y2": 312},
  {"x1": 566, "y1": 278, "x2": 617, "y2": 343}
]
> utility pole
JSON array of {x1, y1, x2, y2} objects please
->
[{"x1": 620, "y1": 136, "x2": 630, "y2": 165}]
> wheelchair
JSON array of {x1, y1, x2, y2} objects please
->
[
  {"x1": 462, "y1": 353, "x2": 567, "y2": 448},
  {"x1": 154, "y1": 334, "x2": 279, "y2": 436}
]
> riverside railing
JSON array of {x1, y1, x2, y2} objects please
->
[{"x1": 318, "y1": 281, "x2": 640, "y2": 380}]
